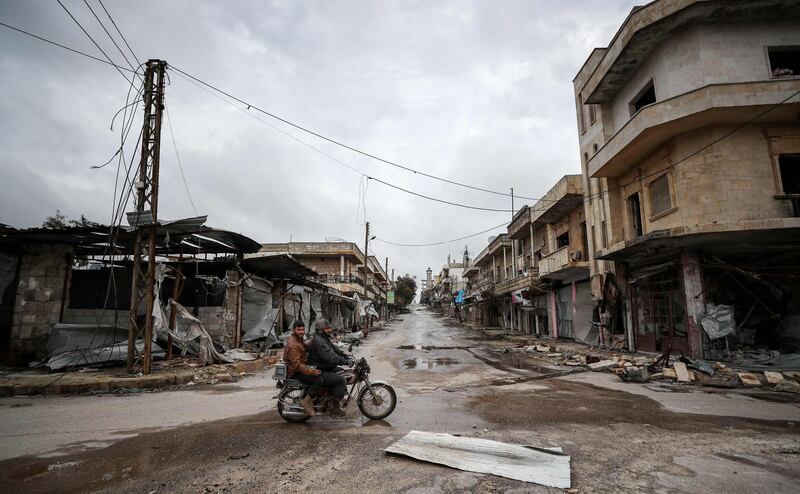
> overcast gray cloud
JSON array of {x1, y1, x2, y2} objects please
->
[{"x1": 0, "y1": 0, "x2": 638, "y2": 282}]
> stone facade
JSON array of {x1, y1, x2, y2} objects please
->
[
  {"x1": 9, "y1": 243, "x2": 72, "y2": 357},
  {"x1": 573, "y1": 0, "x2": 800, "y2": 357}
]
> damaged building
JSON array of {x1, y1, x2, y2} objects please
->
[
  {"x1": 573, "y1": 0, "x2": 800, "y2": 360},
  {"x1": 0, "y1": 218, "x2": 355, "y2": 370}
]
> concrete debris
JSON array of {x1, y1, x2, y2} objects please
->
[
  {"x1": 535, "y1": 345, "x2": 551, "y2": 352},
  {"x1": 588, "y1": 360, "x2": 617, "y2": 371},
  {"x1": 764, "y1": 371, "x2": 785, "y2": 385},
  {"x1": 774, "y1": 379, "x2": 800, "y2": 394},
  {"x1": 738, "y1": 372, "x2": 762, "y2": 388},
  {"x1": 662, "y1": 368, "x2": 677, "y2": 379},
  {"x1": 673, "y1": 362, "x2": 691, "y2": 383},
  {"x1": 619, "y1": 366, "x2": 650, "y2": 383}
]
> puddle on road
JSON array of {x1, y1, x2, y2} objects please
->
[
  {"x1": 402, "y1": 357, "x2": 461, "y2": 369},
  {"x1": 397, "y1": 345, "x2": 473, "y2": 351}
]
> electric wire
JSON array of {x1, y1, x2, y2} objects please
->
[
  {"x1": 0, "y1": 20, "x2": 136, "y2": 73},
  {"x1": 169, "y1": 64, "x2": 540, "y2": 201},
  {"x1": 97, "y1": 0, "x2": 140, "y2": 64},
  {"x1": 56, "y1": 0, "x2": 134, "y2": 86},
  {"x1": 374, "y1": 221, "x2": 509, "y2": 247},
  {"x1": 164, "y1": 105, "x2": 199, "y2": 217},
  {"x1": 171, "y1": 68, "x2": 515, "y2": 213},
  {"x1": 82, "y1": 0, "x2": 140, "y2": 79}
]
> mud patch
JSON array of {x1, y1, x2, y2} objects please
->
[
  {"x1": 466, "y1": 378, "x2": 800, "y2": 433},
  {"x1": 402, "y1": 357, "x2": 461, "y2": 369}
]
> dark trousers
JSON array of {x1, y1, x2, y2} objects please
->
[
  {"x1": 295, "y1": 373, "x2": 323, "y2": 397},
  {"x1": 320, "y1": 370, "x2": 347, "y2": 400}
]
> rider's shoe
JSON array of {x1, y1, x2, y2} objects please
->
[
  {"x1": 329, "y1": 399, "x2": 346, "y2": 417},
  {"x1": 300, "y1": 395, "x2": 315, "y2": 417}
]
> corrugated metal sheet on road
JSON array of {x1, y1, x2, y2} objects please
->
[{"x1": 384, "y1": 430, "x2": 571, "y2": 488}]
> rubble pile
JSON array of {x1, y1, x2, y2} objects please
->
[{"x1": 505, "y1": 340, "x2": 800, "y2": 394}]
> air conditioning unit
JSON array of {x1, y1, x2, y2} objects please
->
[{"x1": 571, "y1": 250, "x2": 583, "y2": 262}]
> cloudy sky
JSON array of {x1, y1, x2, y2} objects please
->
[{"x1": 0, "y1": 0, "x2": 639, "y2": 284}]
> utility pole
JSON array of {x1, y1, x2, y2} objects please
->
[
  {"x1": 127, "y1": 60, "x2": 167, "y2": 374},
  {"x1": 510, "y1": 187, "x2": 516, "y2": 332},
  {"x1": 362, "y1": 221, "x2": 370, "y2": 298}
]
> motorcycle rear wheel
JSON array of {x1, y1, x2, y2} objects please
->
[
  {"x1": 277, "y1": 389, "x2": 311, "y2": 423},
  {"x1": 357, "y1": 383, "x2": 397, "y2": 420}
]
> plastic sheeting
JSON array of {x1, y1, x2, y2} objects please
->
[
  {"x1": 40, "y1": 323, "x2": 165, "y2": 371},
  {"x1": 701, "y1": 303, "x2": 735, "y2": 340}
]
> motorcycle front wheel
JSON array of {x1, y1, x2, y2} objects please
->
[
  {"x1": 277, "y1": 388, "x2": 311, "y2": 423},
  {"x1": 357, "y1": 383, "x2": 397, "y2": 420}
]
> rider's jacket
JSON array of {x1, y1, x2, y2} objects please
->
[
  {"x1": 308, "y1": 331, "x2": 349, "y2": 371},
  {"x1": 283, "y1": 334, "x2": 319, "y2": 378}
]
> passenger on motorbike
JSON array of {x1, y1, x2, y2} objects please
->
[
  {"x1": 308, "y1": 318, "x2": 353, "y2": 417},
  {"x1": 282, "y1": 320, "x2": 321, "y2": 416}
]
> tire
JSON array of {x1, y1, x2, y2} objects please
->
[
  {"x1": 357, "y1": 383, "x2": 397, "y2": 420},
  {"x1": 277, "y1": 388, "x2": 311, "y2": 423}
]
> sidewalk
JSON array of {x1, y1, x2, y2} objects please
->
[{"x1": 0, "y1": 355, "x2": 279, "y2": 397}]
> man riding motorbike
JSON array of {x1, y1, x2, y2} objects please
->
[
  {"x1": 308, "y1": 318, "x2": 353, "y2": 417},
  {"x1": 282, "y1": 320, "x2": 321, "y2": 416}
]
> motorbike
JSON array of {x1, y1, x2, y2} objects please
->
[{"x1": 272, "y1": 342, "x2": 397, "y2": 422}]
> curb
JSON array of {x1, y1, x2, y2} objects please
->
[{"x1": 0, "y1": 356, "x2": 279, "y2": 397}]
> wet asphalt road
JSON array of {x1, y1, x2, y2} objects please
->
[{"x1": 1, "y1": 306, "x2": 799, "y2": 493}]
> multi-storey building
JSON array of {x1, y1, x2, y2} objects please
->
[
  {"x1": 574, "y1": 0, "x2": 800, "y2": 358},
  {"x1": 255, "y1": 242, "x2": 366, "y2": 297}
]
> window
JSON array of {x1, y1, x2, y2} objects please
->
[
  {"x1": 578, "y1": 93, "x2": 586, "y2": 134},
  {"x1": 779, "y1": 154, "x2": 800, "y2": 193},
  {"x1": 648, "y1": 174, "x2": 672, "y2": 216},
  {"x1": 589, "y1": 104, "x2": 597, "y2": 124},
  {"x1": 768, "y1": 46, "x2": 800, "y2": 78},
  {"x1": 601, "y1": 220, "x2": 608, "y2": 248},
  {"x1": 592, "y1": 143, "x2": 598, "y2": 154},
  {"x1": 583, "y1": 152, "x2": 589, "y2": 164},
  {"x1": 556, "y1": 231, "x2": 570, "y2": 249},
  {"x1": 630, "y1": 80, "x2": 656, "y2": 115},
  {"x1": 580, "y1": 222, "x2": 588, "y2": 260},
  {"x1": 628, "y1": 193, "x2": 643, "y2": 237}
]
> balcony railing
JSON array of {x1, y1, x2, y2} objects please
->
[{"x1": 315, "y1": 274, "x2": 364, "y2": 286}]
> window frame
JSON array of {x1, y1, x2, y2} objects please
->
[{"x1": 646, "y1": 172, "x2": 677, "y2": 220}]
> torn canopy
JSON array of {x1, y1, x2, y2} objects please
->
[{"x1": 241, "y1": 276, "x2": 279, "y2": 346}]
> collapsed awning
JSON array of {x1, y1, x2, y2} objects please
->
[{"x1": 0, "y1": 216, "x2": 262, "y2": 255}]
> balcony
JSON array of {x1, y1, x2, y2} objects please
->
[
  {"x1": 530, "y1": 175, "x2": 584, "y2": 224},
  {"x1": 589, "y1": 79, "x2": 800, "y2": 178},
  {"x1": 539, "y1": 247, "x2": 589, "y2": 282},
  {"x1": 494, "y1": 269, "x2": 539, "y2": 296}
]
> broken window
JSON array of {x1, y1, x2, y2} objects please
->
[
  {"x1": 768, "y1": 46, "x2": 800, "y2": 78},
  {"x1": 628, "y1": 193, "x2": 643, "y2": 237},
  {"x1": 779, "y1": 154, "x2": 800, "y2": 217},
  {"x1": 648, "y1": 173, "x2": 672, "y2": 216},
  {"x1": 556, "y1": 231, "x2": 570, "y2": 249},
  {"x1": 588, "y1": 104, "x2": 597, "y2": 124},
  {"x1": 630, "y1": 80, "x2": 656, "y2": 115},
  {"x1": 580, "y1": 221, "x2": 588, "y2": 260}
]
